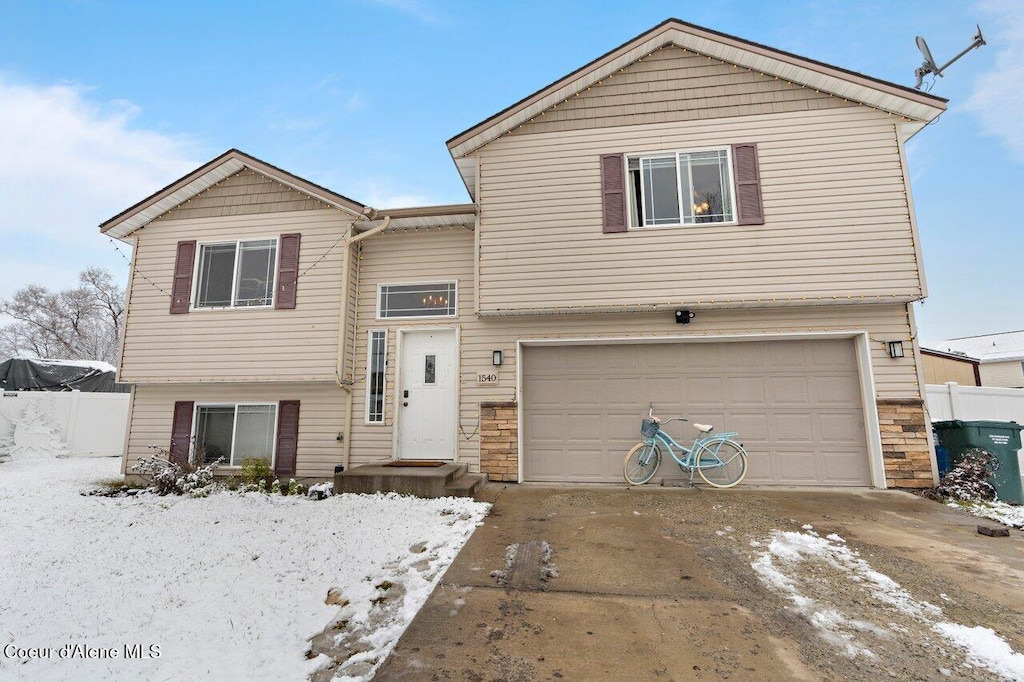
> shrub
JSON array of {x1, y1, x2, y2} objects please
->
[
  {"x1": 932, "y1": 448, "x2": 999, "y2": 502},
  {"x1": 133, "y1": 445, "x2": 221, "y2": 496}
]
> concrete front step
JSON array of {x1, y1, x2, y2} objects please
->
[
  {"x1": 444, "y1": 474, "x2": 486, "y2": 498},
  {"x1": 334, "y1": 463, "x2": 474, "y2": 499}
]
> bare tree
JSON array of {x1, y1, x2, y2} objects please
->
[{"x1": 0, "y1": 268, "x2": 125, "y2": 364}]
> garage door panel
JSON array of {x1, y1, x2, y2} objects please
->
[
  {"x1": 685, "y1": 377, "x2": 724, "y2": 407},
  {"x1": 774, "y1": 413, "x2": 814, "y2": 442},
  {"x1": 727, "y1": 376, "x2": 767, "y2": 405},
  {"x1": 680, "y1": 344, "x2": 723, "y2": 369},
  {"x1": 817, "y1": 413, "x2": 865, "y2": 443},
  {"x1": 772, "y1": 451, "x2": 824, "y2": 484},
  {"x1": 769, "y1": 376, "x2": 812, "y2": 406},
  {"x1": 522, "y1": 339, "x2": 870, "y2": 485},
  {"x1": 813, "y1": 374, "x2": 862, "y2": 404}
]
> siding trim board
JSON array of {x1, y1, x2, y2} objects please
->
[{"x1": 515, "y1": 330, "x2": 886, "y2": 488}]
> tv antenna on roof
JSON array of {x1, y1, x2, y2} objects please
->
[{"x1": 914, "y1": 25, "x2": 986, "y2": 90}]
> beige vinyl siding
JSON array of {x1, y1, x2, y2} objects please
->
[
  {"x1": 516, "y1": 45, "x2": 853, "y2": 136},
  {"x1": 121, "y1": 209, "x2": 350, "y2": 382},
  {"x1": 922, "y1": 354, "x2": 979, "y2": 386},
  {"x1": 979, "y1": 361, "x2": 1024, "y2": 389},
  {"x1": 347, "y1": 228, "x2": 921, "y2": 472},
  {"x1": 152, "y1": 169, "x2": 329, "y2": 222},
  {"x1": 124, "y1": 383, "x2": 348, "y2": 479},
  {"x1": 475, "y1": 106, "x2": 920, "y2": 312}
]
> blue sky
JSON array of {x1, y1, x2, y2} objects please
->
[{"x1": 0, "y1": 0, "x2": 1020, "y2": 344}]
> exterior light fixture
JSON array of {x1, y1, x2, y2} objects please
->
[
  {"x1": 888, "y1": 341, "x2": 905, "y2": 358},
  {"x1": 675, "y1": 310, "x2": 695, "y2": 324},
  {"x1": 492, "y1": 350, "x2": 503, "y2": 366}
]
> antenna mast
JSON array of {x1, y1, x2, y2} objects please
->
[{"x1": 914, "y1": 25, "x2": 986, "y2": 89}]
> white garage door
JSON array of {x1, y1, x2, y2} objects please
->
[{"x1": 521, "y1": 339, "x2": 870, "y2": 485}]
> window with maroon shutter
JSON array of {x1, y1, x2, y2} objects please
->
[
  {"x1": 170, "y1": 241, "x2": 196, "y2": 314},
  {"x1": 275, "y1": 400, "x2": 300, "y2": 476},
  {"x1": 731, "y1": 143, "x2": 765, "y2": 226},
  {"x1": 169, "y1": 401, "x2": 195, "y2": 465},
  {"x1": 275, "y1": 234, "x2": 301, "y2": 309},
  {"x1": 600, "y1": 153, "x2": 627, "y2": 233}
]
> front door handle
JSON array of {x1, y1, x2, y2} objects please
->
[{"x1": 403, "y1": 401, "x2": 409, "y2": 407}]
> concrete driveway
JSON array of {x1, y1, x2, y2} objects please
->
[{"x1": 376, "y1": 485, "x2": 1024, "y2": 681}]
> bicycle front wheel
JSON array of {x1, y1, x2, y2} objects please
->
[
  {"x1": 696, "y1": 440, "x2": 748, "y2": 488},
  {"x1": 624, "y1": 441, "x2": 662, "y2": 485}
]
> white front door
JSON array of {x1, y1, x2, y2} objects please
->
[{"x1": 397, "y1": 329, "x2": 457, "y2": 459}]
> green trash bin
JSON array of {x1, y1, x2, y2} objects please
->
[{"x1": 933, "y1": 420, "x2": 1024, "y2": 504}]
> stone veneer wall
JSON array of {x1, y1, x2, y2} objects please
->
[
  {"x1": 480, "y1": 401, "x2": 518, "y2": 482},
  {"x1": 877, "y1": 398, "x2": 934, "y2": 488}
]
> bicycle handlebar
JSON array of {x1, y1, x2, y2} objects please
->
[{"x1": 647, "y1": 404, "x2": 687, "y2": 424}]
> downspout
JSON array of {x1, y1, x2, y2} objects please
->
[{"x1": 337, "y1": 214, "x2": 391, "y2": 472}]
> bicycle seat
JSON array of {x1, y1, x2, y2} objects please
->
[{"x1": 693, "y1": 423, "x2": 714, "y2": 433}]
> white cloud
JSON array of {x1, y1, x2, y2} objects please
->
[
  {"x1": 966, "y1": 1, "x2": 1024, "y2": 161},
  {"x1": 0, "y1": 76, "x2": 202, "y2": 245}
]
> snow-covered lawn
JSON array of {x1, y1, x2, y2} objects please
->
[
  {"x1": 752, "y1": 527, "x2": 1024, "y2": 680},
  {"x1": 0, "y1": 456, "x2": 489, "y2": 681}
]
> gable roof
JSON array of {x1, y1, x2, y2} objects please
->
[
  {"x1": 99, "y1": 149, "x2": 366, "y2": 240},
  {"x1": 446, "y1": 18, "x2": 948, "y2": 194}
]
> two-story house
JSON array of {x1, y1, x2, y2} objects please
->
[{"x1": 102, "y1": 19, "x2": 946, "y2": 489}]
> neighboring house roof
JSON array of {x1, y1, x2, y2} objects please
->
[
  {"x1": 920, "y1": 347, "x2": 980, "y2": 364},
  {"x1": 445, "y1": 17, "x2": 948, "y2": 198},
  {"x1": 99, "y1": 149, "x2": 367, "y2": 240},
  {"x1": 932, "y1": 331, "x2": 1024, "y2": 363}
]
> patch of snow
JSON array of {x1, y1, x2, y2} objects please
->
[
  {"x1": 801, "y1": 524, "x2": 814, "y2": 530},
  {"x1": 826, "y1": 533, "x2": 846, "y2": 543},
  {"x1": 752, "y1": 528, "x2": 1024, "y2": 679},
  {"x1": 0, "y1": 457, "x2": 489, "y2": 681},
  {"x1": 934, "y1": 623, "x2": 1024, "y2": 680},
  {"x1": 950, "y1": 499, "x2": 1024, "y2": 529},
  {"x1": 38, "y1": 358, "x2": 118, "y2": 373}
]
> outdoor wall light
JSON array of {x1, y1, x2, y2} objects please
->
[
  {"x1": 675, "y1": 310, "x2": 695, "y2": 324},
  {"x1": 888, "y1": 341, "x2": 905, "y2": 359},
  {"x1": 492, "y1": 350, "x2": 503, "y2": 366}
]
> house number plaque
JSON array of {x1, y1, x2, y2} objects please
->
[{"x1": 476, "y1": 372, "x2": 499, "y2": 386}]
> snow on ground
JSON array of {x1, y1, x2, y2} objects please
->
[
  {"x1": 950, "y1": 499, "x2": 1024, "y2": 530},
  {"x1": 0, "y1": 456, "x2": 489, "y2": 681},
  {"x1": 752, "y1": 528, "x2": 1024, "y2": 680}
]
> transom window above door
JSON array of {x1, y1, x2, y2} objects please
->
[
  {"x1": 195, "y1": 238, "x2": 278, "y2": 308},
  {"x1": 377, "y1": 282, "x2": 457, "y2": 318},
  {"x1": 626, "y1": 148, "x2": 735, "y2": 227}
]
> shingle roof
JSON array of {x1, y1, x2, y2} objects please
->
[{"x1": 932, "y1": 331, "x2": 1024, "y2": 363}]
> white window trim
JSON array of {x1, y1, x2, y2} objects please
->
[
  {"x1": 191, "y1": 401, "x2": 279, "y2": 468},
  {"x1": 375, "y1": 280, "x2": 459, "y2": 320},
  {"x1": 626, "y1": 146, "x2": 738, "y2": 230},
  {"x1": 365, "y1": 329, "x2": 388, "y2": 424},
  {"x1": 191, "y1": 235, "x2": 282, "y2": 311}
]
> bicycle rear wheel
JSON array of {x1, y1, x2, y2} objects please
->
[
  {"x1": 624, "y1": 441, "x2": 662, "y2": 485},
  {"x1": 695, "y1": 440, "x2": 747, "y2": 488}
]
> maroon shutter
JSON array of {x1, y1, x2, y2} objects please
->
[
  {"x1": 169, "y1": 401, "x2": 194, "y2": 466},
  {"x1": 600, "y1": 153, "x2": 628, "y2": 233},
  {"x1": 170, "y1": 241, "x2": 196, "y2": 314},
  {"x1": 275, "y1": 234, "x2": 301, "y2": 309},
  {"x1": 732, "y1": 143, "x2": 765, "y2": 226},
  {"x1": 275, "y1": 400, "x2": 300, "y2": 476}
]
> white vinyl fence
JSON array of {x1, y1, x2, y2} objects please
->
[
  {"x1": 926, "y1": 383, "x2": 1024, "y2": 424},
  {"x1": 0, "y1": 390, "x2": 130, "y2": 459}
]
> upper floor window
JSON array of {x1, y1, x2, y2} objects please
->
[
  {"x1": 378, "y1": 282, "x2": 457, "y2": 318},
  {"x1": 626, "y1": 149, "x2": 735, "y2": 228},
  {"x1": 195, "y1": 238, "x2": 278, "y2": 308}
]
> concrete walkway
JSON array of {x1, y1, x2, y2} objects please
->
[{"x1": 376, "y1": 484, "x2": 1024, "y2": 681}]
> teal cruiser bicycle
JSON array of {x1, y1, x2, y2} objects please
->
[{"x1": 623, "y1": 405, "x2": 748, "y2": 488}]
